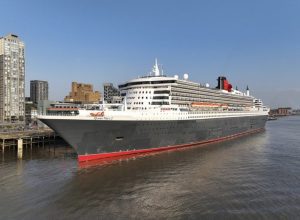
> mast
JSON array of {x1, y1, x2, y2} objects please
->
[
  {"x1": 153, "y1": 58, "x2": 160, "y2": 76},
  {"x1": 124, "y1": 96, "x2": 127, "y2": 111},
  {"x1": 246, "y1": 85, "x2": 250, "y2": 96}
]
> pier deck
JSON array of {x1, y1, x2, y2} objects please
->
[{"x1": 0, "y1": 129, "x2": 57, "y2": 152}]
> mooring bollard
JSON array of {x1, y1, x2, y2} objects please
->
[{"x1": 17, "y1": 139, "x2": 23, "y2": 159}]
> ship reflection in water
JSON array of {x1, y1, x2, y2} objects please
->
[{"x1": 1, "y1": 117, "x2": 300, "y2": 219}]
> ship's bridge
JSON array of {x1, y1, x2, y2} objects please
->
[
  {"x1": 118, "y1": 76, "x2": 177, "y2": 89},
  {"x1": 118, "y1": 60, "x2": 178, "y2": 110}
]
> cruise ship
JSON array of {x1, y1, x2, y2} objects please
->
[{"x1": 38, "y1": 60, "x2": 269, "y2": 162}]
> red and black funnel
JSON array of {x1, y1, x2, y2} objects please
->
[{"x1": 216, "y1": 76, "x2": 232, "y2": 92}]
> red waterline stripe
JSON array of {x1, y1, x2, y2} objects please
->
[{"x1": 78, "y1": 128, "x2": 264, "y2": 162}]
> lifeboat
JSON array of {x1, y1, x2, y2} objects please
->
[{"x1": 191, "y1": 102, "x2": 225, "y2": 108}]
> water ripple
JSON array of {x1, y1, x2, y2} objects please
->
[{"x1": 1, "y1": 117, "x2": 300, "y2": 219}]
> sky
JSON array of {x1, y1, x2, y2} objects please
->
[{"x1": 1, "y1": 0, "x2": 300, "y2": 108}]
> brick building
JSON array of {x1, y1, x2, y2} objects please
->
[
  {"x1": 64, "y1": 82, "x2": 100, "y2": 104},
  {"x1": 269, "y1": 107, "x2": 291, "y2": 116}
]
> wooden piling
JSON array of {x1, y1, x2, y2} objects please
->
[
  {"x1": 17, "y1": 139, "x2": 23, "y2": 159},
  {"x1": 2, "y1": 139, "x2": 4, "y2": 153},
  {"x1": 0, "y1": 130, "x2": 57, "y2": 157}
]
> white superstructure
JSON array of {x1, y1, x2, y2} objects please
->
[
  {"x1": 39, "y1": 60, "x2": 269, "y2": 122},
  {"x1": 118, "y1": 60, "x2": 268, "y2": 112}
]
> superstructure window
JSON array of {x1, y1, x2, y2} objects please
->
[
  {"x1": 152, "y1": 80, "x2": 176, "y2": 84},
  {"x1": 118, "y1": 80, "x2": 175, "y2": 89},
  {"x1": 151, "y1": 101, "x2": 169, "y2": 105},
  {"x1": 154, "y1": 90, "x2": 170, "y2": 94},
  {"x1": 153, "y1": 96, "x2": 169, "y2": 100}
]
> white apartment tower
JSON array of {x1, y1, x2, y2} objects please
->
[{"x1": 0, "y1": 34, "x2": 25, "y2": 123}]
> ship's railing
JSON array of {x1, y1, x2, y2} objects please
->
[{"x1": 38, "y1": 112, "x2": 79, "y2": 117}]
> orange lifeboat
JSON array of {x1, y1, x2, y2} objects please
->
[{"x1": 191, "y1": 102, "x2": 222, "y2": 108}]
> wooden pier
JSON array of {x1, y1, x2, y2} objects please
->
[{"x1": 0, "y1": 129, "x2": 57, "y2": 158}]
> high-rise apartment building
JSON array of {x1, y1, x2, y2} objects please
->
[
  {"x1": 30, "y1": 80, "x2": 48, "y2": 104},
  {"x1": 0, "y1": 34, "x2": 25, "y2": 123},
  {"x1": 103, "y1": 83, "x2": 121, "y2": 103},
  {"x1": 64, "y1": 82, "x2": 100, "y2": 104}
]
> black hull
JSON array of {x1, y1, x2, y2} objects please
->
[{"x1": 40, "y1": 115, "x2": 267, "y2": 160}]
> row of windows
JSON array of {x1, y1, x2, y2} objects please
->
[
  {"x1": 50, "y1": 106, "x2": 78, "y2": 109},
  {"x1": 152, "y1": 101, "x2": 169, "y2": 105},
  {"x1": 153, "y1": 96, "x2": 169, "y2": 100},
  {"x1": 127, "y1": 90, "x2": 153, "y2": 94},
  {"x1": 128, "y1": 95, "x2": 169, "y2": 100},
  {"x1": 138, "y1": 96, "x2": 150, "y2": 99},
  {"x1": 120, "y1": 86, "x2": 169, "y2": 94},
  {"x1": 171, "y1": 90, "x2": 252, "y2": 104},
  {"x1": 172, "y1": 94, "x2": 252, "y2": 106},
  {"x1": 172, "y1": 86, "x2": 252, "y2": 102},
  {"x1": 119, "y1": 80, "x2": 176, "y2": 88},
  {"x1": 132, "y1": 102, "x2": 151, "y2": 105},
  {"x1": 154, "y1": 90, "x2": 170, "y2": 94},
  {"x1": 171, "y1": 96, "x2": 252, "y2": 107},
  {"x1": 130, "y1": 107, "x2": 148, "y2": 110}
]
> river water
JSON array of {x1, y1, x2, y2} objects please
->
[{"x1": 0, "y1": 117, "x2": 300, "y2": 219}]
